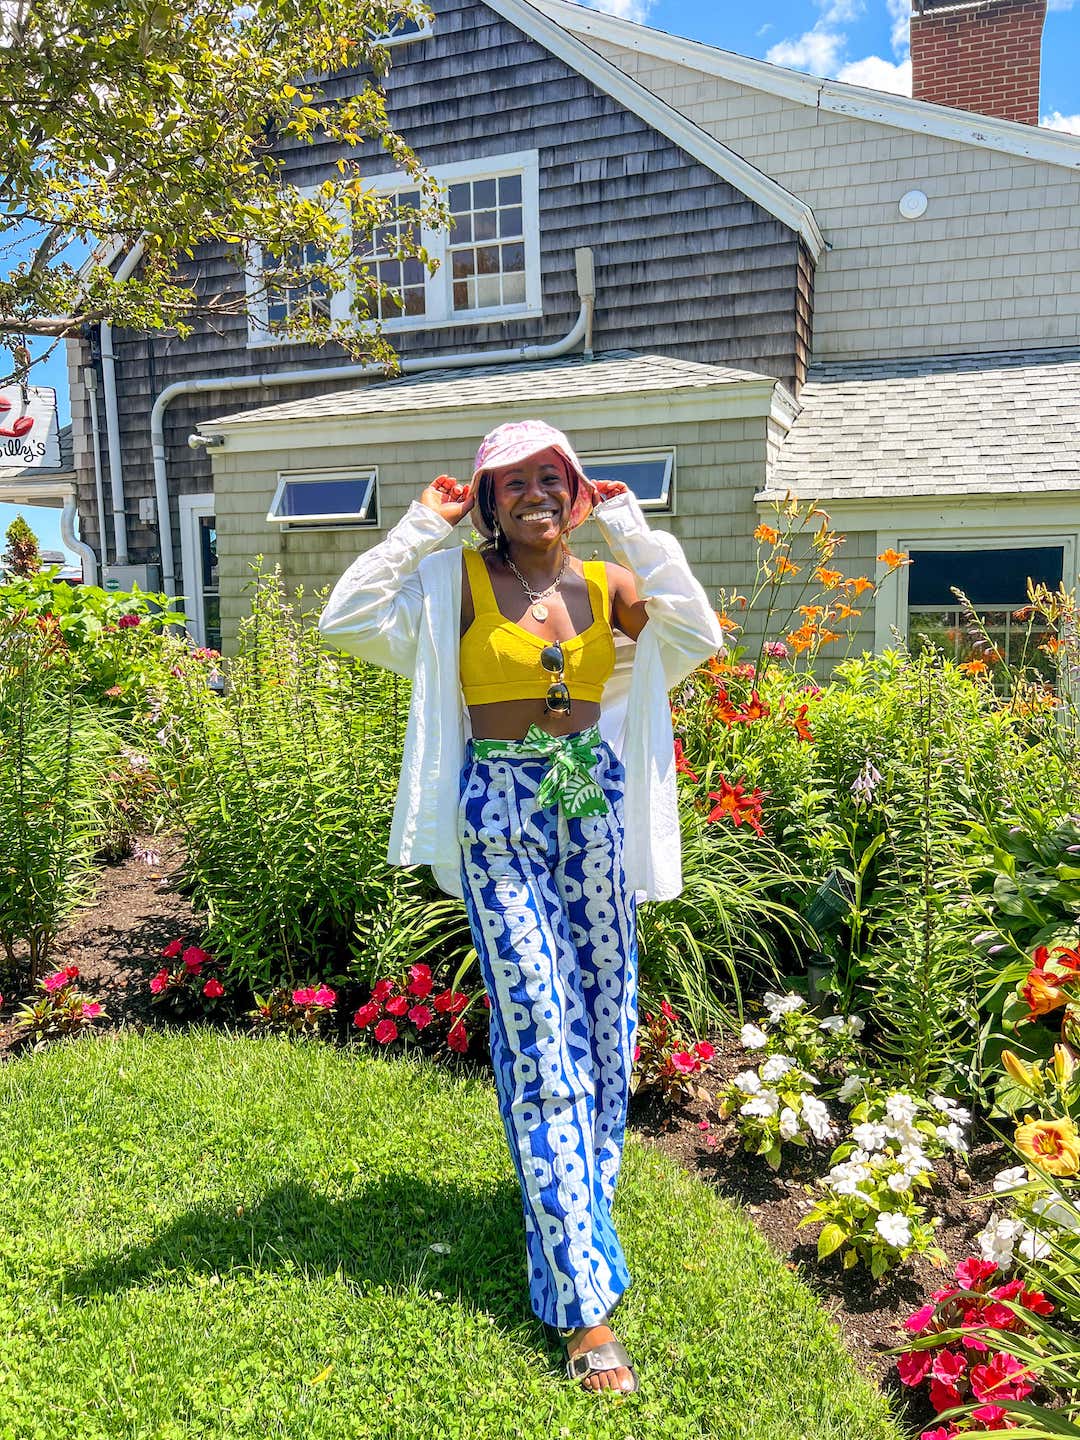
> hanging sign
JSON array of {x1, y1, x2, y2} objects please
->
[{"x1": 0, "y1": 386, "x2": 62, "y2": 471}]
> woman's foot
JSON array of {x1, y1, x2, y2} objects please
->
[{"x1": 564, "y1": 1323, "x2": 637, "y2": 1393}]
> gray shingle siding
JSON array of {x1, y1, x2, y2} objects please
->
[{"x1": 71, "y1": 0, "x2": 810, "y2": 574}]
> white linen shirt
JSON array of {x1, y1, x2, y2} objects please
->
[{"x1": 317, "y1": 489, "x2": 724, "y2": 901}]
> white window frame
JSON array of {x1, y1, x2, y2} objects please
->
[
  {"x1": 178, "y1": 493, "x2": 217, "y2": 648},
  {"x1": 367, "y1": 15, "x2": 434, "y2": 46},
  {"x1": 245, "y1": 205, "x2": 352, "y2": 349},
  {"x1": 580, "y1": 448, "x2": 676, "y2": 513},
  {"x1": 267, "y1": 467, "x2": 380, "y2": 528},
  {"x1": 875, "y1": 526, "x2": 1077, "y2": 655}
]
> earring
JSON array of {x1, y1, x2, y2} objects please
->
[{"x1": 492, "y1": 519, "x2": 501, "y2": 545}]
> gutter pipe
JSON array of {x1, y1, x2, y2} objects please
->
[
  {"x1": 99, "y1": 240, "x2": 146, "y2": 566},
  {"x1": 152, "y1": 247, "x2": 596, "y2": 603},
  {"x1": 59, "y1": 490, "x2": 97, "y2": 586}
]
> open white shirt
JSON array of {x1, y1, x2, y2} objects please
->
[{"x1": 317, "y1": 489, "x2": 724, "y2": 901}]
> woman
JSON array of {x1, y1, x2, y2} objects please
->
[{"x1": 319, "y1": 419, "x2": 723, "y2": 1395}]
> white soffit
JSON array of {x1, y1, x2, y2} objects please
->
[
  {"x1": 532, "y1": 0, "x2": 1080, "y2": 173},
  {"x1": 484, "y1": 0, "x2": 826, "y2": 257}
]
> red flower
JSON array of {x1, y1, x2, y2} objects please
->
[
  {"x1": 694, "y1": 1040, "x2": 715, "y2": 1062},
  {"x1": 737, "y1": 690, "x2": 770, "y2": 723},
  {"x1": 183, "y1": 946, "x2": 211, "y2": 972},
  {"x1": 434, "y1": 989, "x2": 468, "y2": 1015},
  {"x1": 956, "y1": 1257, "x2": 999, "y2": 1291},
  {"x1": 633, "y1": 1044, "x2": 641, "y2": 1063},
  {"x1": 673, "y1": 739, "x2": 699, "y2": 783},
  {"x1": 161, "y1": 938, "x2": 185, "y2": 958},
  {"x1": 897, "y1": 1351, "x2": 934, "y2": 1387},
  {"x1": 407, "y1": 964, "x2": 433, "y2": 998},
  {"x1": 149, "y1": 968, "x2": 169, "y2": 994},
  {"x1": 928, "y1": 1378, "x2": 963, "y2": 1414},
  {"x1": 385, "y1": 995, "x2": 409, "y2": 1017},
  {"x1": 408, "y1": 1005, "x2": 433, "y2": 1029},
  {"x1": 447, "y1": 1021, "x2": 468, "y2": 1053},
  {"x1": 970, "y1": 1353, "x2": 1032, "y2": 1403},
  {"x1": 117, "y1": 613, "x2": 141, "y2": 628},
  {"x1": 707, "y1": 777, "x2": 765, "y2": 837},
  {"x1": 671, "y1": 1052, "x2": 700, "y2": 1074},
  {"x1": 990, "y1": 1280, "x2": 1025, "y2": 1302},
  {"x1": 63, "y1": 965, "x2": 79, "y2": 979},
  {"x1": 905, "y1": 1303, "x2": 936, "y2": 1333},
  {"x1": 930, "y1": 1350, "x2": 967, "y2": 1386},
  {"x1": 970, "y1": 1404, "x2": 1014, "y2": 1429},
  {"x1": 483, "y1": 995, "x2": 491, "y2": 1008},
  {"x1": 81, "y1": 1002, "x2": 103, "y2": 1019},
  {"x1": 712, "y1": 685, "x2": 742, "y2": 727},
  {"x1": 372, "y1": 978, "x2": 395, "y2": 1002},
  {"x1": 660, "y1": 999, "x2": 678, "y2": 1022},
  {"x1": 374, "y1": 1019, "x2": 398, "y2": 1045},
  {"x1": 920, "y1": 1430, "x2": 956, "y2": 1440},
  {"x1": 292, "y1": 987, "x2": 316, "y2": 1006},
  {"x1": 1019, "y1": 1287, "x2": 1053, "y2": 1317},
  {"x1": 203, "y1": 978, "x2": 225, "y2": 999},
  {"x1": 353, "y1": 1001, "x2": 381, "y2": 1029},
  {"x1": 790, "y1": 704, "x2": 815, "y2": 743}
]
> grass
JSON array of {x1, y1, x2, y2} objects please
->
[{"x1": 0, "y1": 1028, "x2": 905, "y2": 1440}]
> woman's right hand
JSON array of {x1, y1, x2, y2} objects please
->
[{"x1": 419, "y1": 475, "x2": 475, "y2": 526}]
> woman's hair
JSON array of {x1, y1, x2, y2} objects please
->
[{"x1": 477, "y1": 457, "x2": 578, "y2": 564}]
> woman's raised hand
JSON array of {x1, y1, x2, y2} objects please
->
[
  {"x1": 587, "y1": 479, "x2": 629, "y2": 505},
  {"x1": 419, "y1": 474, "x2": 476, "y2": 526}
]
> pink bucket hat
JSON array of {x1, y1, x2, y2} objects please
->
[{"x1": 470, "y1": 420, "x2": 593, "y2": 536}]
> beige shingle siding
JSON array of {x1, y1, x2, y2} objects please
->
[{"x1": 585, "y1": 36, "x2": 1080, "y2": 363}]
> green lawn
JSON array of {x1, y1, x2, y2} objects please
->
[{"x1": 0, "y1": 1029, "x2": 905, "y2": 1440}]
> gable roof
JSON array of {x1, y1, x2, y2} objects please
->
[
  {"x1": 761, "y1": 348, "x2": 1080, "y2": 502},
  {"x1": 533, "y1": 0, "x2": 1080, "y2": 174},
  {"x1": 205, "y1": 350, "x2": 777, "y2": 430},
  {"x1": 480, "y1": 0, "x2": 825, "y2": 257}
]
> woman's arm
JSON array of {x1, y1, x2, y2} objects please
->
[{"x1": 317, "y1": 478, "x2": 472, "y2": 676}]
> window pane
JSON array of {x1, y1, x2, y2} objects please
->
[
  {"x1": 474, "y1": 209, "x2": 497, "y2": 241},
  {"x1": 502, "y1": 271, "x2": 526, "y2": 305},
  {"x1": 582, "y1": 456, "x2": 673, "y2": 509},
  {"x1": 403, "y1": 287, "x2": 426, "y2": 316},
  {"x1": 474, "y1": 274, "x2": 500, "y2": 307},
  {"x1": 402, "y1": 257, "x2": 425, "y2": 286},
  {"x1": 499, "y1": 206, "x2": 523, "y2": 238},
  {"x1": 453, "y1": 280, "x2": 469, "y2": 308},
  {"x1": 476, "y1": 245, "x2": 499, "y2": 274},
  {"x1": 448, "y1": 182, "x2": 471, "y2": 213},
  {"x1": 473, "y1": 177, "x2": 496, "y2": 207},
  {"x1": 502, "y1": 242, "x2": 525, "y2": 272},
  {"x1": 452, "y1": 212, "x2": 472, "y2": 243},
  {"x1": 498, "y1": 174, "x2": 522, "y2": 205},
  {"x1": 907, "y1": 547, "x2": 1064, "y2": 607},
  {"x1": 279, "y1": 476, "x2": 373, "y2": 519},
  {"x1": 452, "y1": 250, "x2": 475, "y2": 278}
]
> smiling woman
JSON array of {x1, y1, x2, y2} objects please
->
[{"x1": 318, "y1": 418, "x2": 724, "y2": 1397}]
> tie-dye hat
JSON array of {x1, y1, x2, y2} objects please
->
[{"x1": 469, "y1": 419, "x2": 593, "y2": 536}]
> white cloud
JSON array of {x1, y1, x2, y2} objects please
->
[
  {"x1": 886, "y1": 0, "x2": 910, "y2": 54},
  {"x1": 577, "y1": 0, "x2": 654, "y2": 20},
  {"x1": 1048, "y1": 0, "x2": 1076, "y2": 10},
  {"x1": 820, "y1": 0, "x2": 864, "y2": 21},
  {"x1": 1042, "y1": 109, "x2": 1080, "y2": 133},
  {"x1": 766, "y1": 27, "x2": 846, "y2": 74},
  {"x1": 838, "y1": 54, "x2": 913, "y2": 93},
  {"x1": 756, "y1": 22, "x2": 774, "y2": 37}
]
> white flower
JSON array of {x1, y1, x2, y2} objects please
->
[
  {"x1": 852, "y1": 1122, "x2": 888, "y2": 1153},
  {"x1": 740, "y1": 1023, "x2": 769, "y2": 1051},
  {"x1": 800, "y1": 1094, "x2": 833, "y2": 1141},
  {"x1": 1030, "y1": 1193, "x2": 1080, "y2": 1232},
  {"x1": 885, "y1": 1093, "x2": 918, "y2": 1126},
  {"x1": 849, "y1": 1147, "x2": 872, "y2": 1165},
  {"x1": 733, "y1": 1069, "x2": 762, "y2": 1094},
  {"x1": 763, "y1": 991, "x2": 805, "y2": 1022},
  {"x1": 886, "y1": 1170, "x2": 912, "y2": 1194},
  {"x1": 897, "y1": 1144, "x2": 933, "y2": 1176},
  {"x1": 740, "y1": 1089, "x2": 779, "y2": 1119},
  {"x1": 886, "y1": 1120, "x2": 921, "y2": 1148},
  {"x1": 779, "y1": 1107, "x2": 801, "y2": 1141},
  {"x1": 818, "y1": 1015, "x2": 846, "y2": 1034},
  {"x1": 935, "y1": 1122, "x2": 968, "y2": 1154},
  {"x1": 846, "y1": 1015, "x2": 865, "y2": 1036},
  {"x1": 875, "y1": 1211, "x2": 913, "y2": 1249},
  {"x1": 761, "y1": 1054, "x2": 795, "y2": 1083},
  {"x1": 930, "y1": 1093, "x2": 972, "y2": 1126},
  {"x1": 993, "y1": 1165, "x2": 1028, "y2": 1194},
  {"x1": 1018, "y1": 1228, "x2": 1052, "y2": 1263},
  {"x1": 838, "y1": 1075, "x2": 865, "y2": 1102},
  {"x1": 827, "y1": 1160, "x2": 871, "y2": 1195},
  {"x1": 977, "y1": 1215, "x2": 1024, "y2": 1268}
]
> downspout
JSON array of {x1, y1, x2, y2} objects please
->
[
  {"x1": 99, "y1": 240, "x2": 146, "y2": 566},
  {"x1": 152, "y1": 247, "x2": 597, "y2": 602},
  {"x1": 86, "y1": 368, "x2": 109, "y2": 570},
  {"x1": 60, "y1": 489, "x2": 98, "y2": 586}
]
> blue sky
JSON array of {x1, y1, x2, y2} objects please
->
[{"x1": 5, "y1": 0, "x2": 1079, "y2": 560}]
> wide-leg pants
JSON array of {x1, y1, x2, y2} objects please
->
[{"x1": 458, "y1": 736, "x2": 639, "y2": 1330}]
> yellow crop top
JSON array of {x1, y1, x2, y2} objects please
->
[{"x1": 460, "y1": 548, "x2": 616, "y2": 706}]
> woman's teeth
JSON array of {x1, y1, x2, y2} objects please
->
[{"x1": 520, "y1": 510, "x2": 556, "y2": 523}]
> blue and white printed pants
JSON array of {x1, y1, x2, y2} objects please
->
[{"x1": 458, "y1": 736, "x2": 639, "y2": 1330}]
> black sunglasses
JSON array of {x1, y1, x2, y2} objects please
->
[{"x1": 540, "y1": 643, "x2": 571, "y2": 715}]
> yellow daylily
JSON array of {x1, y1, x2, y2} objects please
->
[{"x1": 1015, "y1": 1115, "x2": 1080, "y2": 1177}]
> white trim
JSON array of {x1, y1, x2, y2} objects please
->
[
  {"x1": 267, "y1": 467, "x2": 380, "y2": 527},
  {"x1": 202, "y1": 376, "x2": 781, "y2": 451},
  {"x1": 532, "y1": 0, "x2": 1080, "y2": 174},
  {"x1": 369, "y1": 16, "x2": 434, "y2": 47},
  {"x1": 481, "y1": 0, "x2": 825, "y2": 256},
  {"x1": 580, "y1": 447, "x2": 675, "y2": 512},
  {"x1": 178, "y1": 493, "x2": 216, "y2": 648}
]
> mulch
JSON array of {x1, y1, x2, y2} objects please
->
[{"x1": 0, "y1": 831, "x2": 1009, "y2": 1427}]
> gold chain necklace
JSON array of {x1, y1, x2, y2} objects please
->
[{"x1": 506, "y1": 552, "x2": 570, "y2": 622}]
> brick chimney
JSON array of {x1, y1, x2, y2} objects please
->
[{"x1": 909, "y1": 0, "x2": 1046, "y2": 125}]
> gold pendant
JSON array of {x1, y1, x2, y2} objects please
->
[{"x1": 531, "y1": 603, "x2": 549, "y2": 621}]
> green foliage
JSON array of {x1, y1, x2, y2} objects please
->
[
  {"x1": 0, "y1": 571, "x2": 188, "y2": 714},
  {"x1": 0, "y1": 615, "x2": 123, "y2": 977},
  {"x1": 2, "y1": 513, "x2": 40, "y2": 576},
  {"x1": 0, "y1": 0, "x2": 444, "y2": 378},
  {"x1": 156, "y1": 563, "x2": 412, "y2": 987}
]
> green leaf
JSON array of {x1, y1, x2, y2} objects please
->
[{"x1": 817, "y1": 1223, "x2": 846, "y2": 1259}]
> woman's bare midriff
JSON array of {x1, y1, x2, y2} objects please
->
[{"x1": 467, "y1": 698, "x2": 602, "y2": 741}]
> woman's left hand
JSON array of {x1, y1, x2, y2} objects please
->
[{"x1": 587, "y1": 479, "x2": 629, "y2": 505}]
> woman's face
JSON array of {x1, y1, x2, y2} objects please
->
[{"x1": 490, "y1": 447, "x2": 574, "y2": 549}]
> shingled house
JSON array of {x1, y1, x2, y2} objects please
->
[{"x1": 62, "y1": 0, "x2": 1080, "y2": 660}]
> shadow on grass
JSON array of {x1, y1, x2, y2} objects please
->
[{"x1": 62, "y1": 1173, "x2": 559, "y2": 1359}]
